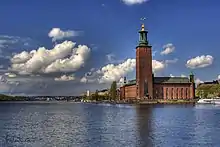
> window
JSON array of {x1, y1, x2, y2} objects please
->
[
  {"x1": 181, "y1": 88, "x2": 183, "y2": 98},
  {"x1": 176, "y1": 88, "x2": 178, "y2": 99},
  {"x1": 171, "y1": 88, "x2": 173, "y2": 99},
  {"x1": 166, "y1": 88, "x2": 168, "y2": 99},
  {"x1": 186, "y1": 88, "x2": 188, "y2": 98}
]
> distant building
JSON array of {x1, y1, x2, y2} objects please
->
[
  {"x1": 86, "y1": 90, "x2": 90, "y2": 97},
  {"x1": 120, "y1": 23, "x2": 195, "y2": 100},
  {"x1": 98, "y1": 89, "x2": 109, "y2": 96},
  {"x1": 198, "y1": 80, "x2": 219, "y2": 86}
]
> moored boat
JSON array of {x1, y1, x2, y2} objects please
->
[{"x1": 197, "y1": 98, "x2": 220, "y2": 104}]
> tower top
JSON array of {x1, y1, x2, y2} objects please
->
[
  {"x1": 137, "y1": 18, "x2": 150, "y2": 48},
  {"x1": 141, "y1": 24, "x2": 145, "y2": 31},
  {"x1": 190, "y1": 71, "x2": 194, "y2": 76},
  {"x1": 140, "y1": 17, "x2": 146, "y2": 31}
]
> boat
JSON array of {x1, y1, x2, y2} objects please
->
[{"x1": 197, "y1": 98, "x2": 220, "y2": 104}]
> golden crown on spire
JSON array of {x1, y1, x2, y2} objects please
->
[
  {"x1": 141, "y1": 24, "x2": 145, "y2": 31},
  {"x1": 140, "y1": 17, "x2": 146, "y2": 31}
]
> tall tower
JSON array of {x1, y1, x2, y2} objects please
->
[
  {"x1": 189, "y1": 71, "x2": 195, "y2": 99},
  {"x1": 136, "y1": 23, "x2": 153, "y2": 99}
]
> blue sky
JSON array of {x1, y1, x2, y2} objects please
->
[{"x1": 0, "y1": 0, "x2": 219, "y2": 95}]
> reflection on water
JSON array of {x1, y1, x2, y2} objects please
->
[
  {"x1": 195, "y1": 104, "x2": 220, "y2": 109},
  {"x1": 0, "y1": 103, "x2": 219, "y2": 147},
  {"x1": 135, "y1": 105, "x2": 153, "y2": 147}
]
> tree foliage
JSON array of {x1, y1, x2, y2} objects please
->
[
  {"x1": 110, "y1": 81, "x2": 117, "y2": 100},
  {"x1": 0, "y1": 94, "x2": 28, "y2": 101},
  {"x1": 196, "y1": 84, "x2": 220, "y2": 98}
]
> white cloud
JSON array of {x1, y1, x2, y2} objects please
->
[
  {"x1": 161, "y1": 43, "x2": 175, "y2": 55},
  {"x1": 165, "y1": 58, "x2": 178, "y2": 64},
  {"x1": 152, "y1": 60, "x2": 165, "y2": 72},
  {"x1": 169, "y1": 74, "x2": 174, "y2": 77},
  {"x1": 218, "y1": 75, "x2": 220, "y2": 80},
  {"x1": 48, "y1": 28, "x2": 80, "y2": 42},
  {"x1": 81, "y1": 58, "x2": 165, "y2": 84},
  {"x1": 44, "y1": 45, "x2": 90, "y2": 73},
  {"x1": 10, "y1": 41, "x2": 83, "y2": 75},
  {"x1": 181, "y1": 74, "x2": 187, "y2": 77},
  {"x1": 169, "y1": 74, "x2": 187, "y2": 78},
  {"x1": 11, "y1": 51, "x2": 32, "y2": 64},
  {"x1": 10, "y1": 41, "x2": 91, "y2": 75},
  {"x1": 195, "y1": 78, "x2": 204, "y2": 85},
  {"x1": 186, "y1": 55, "x2": 214, "y2": 69},
  {"x1": 106, "y1": 53, "x2": 123, "y2": 64},
  {"x1": 122, "y1": 0, "x2": 149, "y2": 5},
  {"x1": 98, "y1": 58, "x2": 136, "y2": 83},
  {"x1": 54, "y1": 74, "x2": 75, "y2": 81},
  {"x1": 81, "y1": 58, "x2": 135, "y2": 83}
]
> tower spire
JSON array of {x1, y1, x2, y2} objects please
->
[
  {"x1": 137, "y1": 17, "x2": 149, "y2": 47},
  {"x1": 140, "y1": 17, "x2": 146, "y2": 31},
  {"x1": 141, "y1": 23, "x2": 145, "y2": 31}
]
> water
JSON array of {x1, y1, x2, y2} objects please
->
[{"x1": 0, "y1": 102, "x2": 219, "y2": 147}]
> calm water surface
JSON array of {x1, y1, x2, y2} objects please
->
[{"x1": 0, "y1": 102, "x2": 219, "y2": 147}]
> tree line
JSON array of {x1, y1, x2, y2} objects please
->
[
  {"x1": 84, "y1": 81, "x2": 119, "y2": 101},
  {"x1": 196, "y1": 84, "x2": 220, "y2": 98}
]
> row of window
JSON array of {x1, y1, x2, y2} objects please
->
[{"x1": 155, "y1": 88, "x2": 189, "y2": 99}]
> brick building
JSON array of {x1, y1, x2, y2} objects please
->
[{"x1": 120, "y1": 24, "x2": 195, "y2": 100}]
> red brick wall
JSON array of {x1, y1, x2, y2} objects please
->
[
  {"x1": 153, "y1": 83, "x2": 194, "y2": 99},
  {"x1": 136, "y1": 46, "x2": 153, "y2": 99},
  {"x1": 120, "y1": 86, "x2": 125, "y2": 100},
  {"x1": 124, "y1": 85, "x2": 137, "y2": 99}
]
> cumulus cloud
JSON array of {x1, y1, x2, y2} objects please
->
[
  {"x1": 122, "y1": 0, "x2": 149, "y2": 5},
  {"x1": 10, "y1": 41, "x2": 91, "y2": 75},
  {"x1": 152, "y1": 60, "x2": 166, "y2": 72},
  {"x1": 54, "y1": 74, "x2": 75, "y2": 81},
  {"x1": 81, "y1": 58, "x2": 165, "y2": 84},
  {"x1": 195, "y1": 78, "x2": 204, "y2": 85},
  {"x1": 81, "y1": 58, "x2": 136, "y2": 83},
  {"x1": 44, "y1": 45, "x2": 90, "y2": 73},
  {"x1": 98, "y1": 58, "x2": 136, "y2": 83},
  {"x1": 106, "y1": 53, "x2": 123, "y2": 64},
  {"x1": 11, "y1": 51, "x2": 32, "y2": 64},
  {"x1": 48, "y1": 28, "x2": 80, "y2": 42},
  {"x1": 161, "y1": 43, "x2": 175, "y2": 55},
  {"x1": 218, "y1": 75, "x2": 220, "y2": 80},
  {"x1": 186, "y1": 55, "x2": 214, "y2": 69},
  {"x1": 169, "y1": 74, "x2": 187, "y2": 78}
]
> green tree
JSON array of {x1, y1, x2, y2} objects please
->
[
  {"x1": 196, "y1": 84, "x2": 220, "y2": 98},
  {"x1": 110, "y1": 81, "x2": 117, "y2": 100},
  {"x1": 94, "y1": 90, "x2": 99, "y2": 101}
]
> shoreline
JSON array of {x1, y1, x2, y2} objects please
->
[{"x1": 0, "y1": 99, "x2": 198, "y2": 105}]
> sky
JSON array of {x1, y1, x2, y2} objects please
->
[{"x1": 0, "y1": 0, "x2": 220, "y2": 96}]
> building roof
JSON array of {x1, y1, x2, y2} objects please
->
[
  {"x1": 154, "y1": 77, "x2": 190, "y2": 84},
  {"x1": 198, "y1": 80, "x2": 219, "y2": 86},
  {"x1": 124, "y1": 77, "x2": 190, "y2": 86}
]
